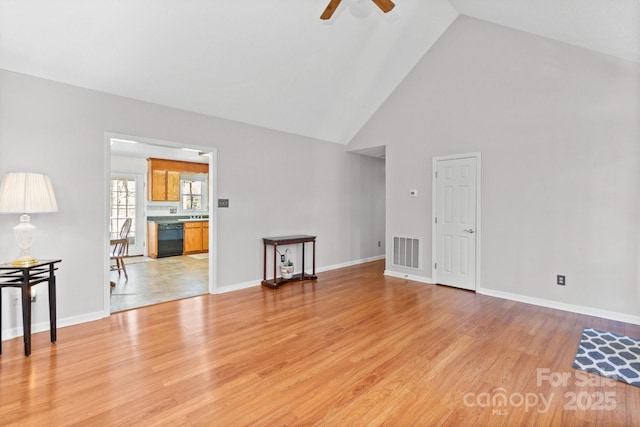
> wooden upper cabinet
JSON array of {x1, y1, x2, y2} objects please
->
[
  {"x1": 150, "y1": 170, "x2": 167, "y2": 201},
  {"x1": 147, "y1": 158, "x2": 208, "y2": 201},
  {"x1": 166, "y1": 171, "x2": 180, "y2": 201}
]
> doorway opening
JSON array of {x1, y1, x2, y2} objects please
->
[
  {"x1": 346, "y1": 144, "x2": 386, "y2": 264},
  {"x1": 104, "y1": 134, "x2": 217, "y2": 314}
]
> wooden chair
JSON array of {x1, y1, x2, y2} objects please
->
[{"x1": 110, "y1": 218, "x2": 132, "y2": 281}]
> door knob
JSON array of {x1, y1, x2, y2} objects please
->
[{"x1": 463, "y1": 229, "x2": 475, "y2": 234}]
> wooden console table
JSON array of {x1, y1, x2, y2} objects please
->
[
  {"x1": 262, "y1": 235, "x2": 317, "y2": 289},
  {"x1": 0, "y1": 259, "x2": 61, "y2": 356}
]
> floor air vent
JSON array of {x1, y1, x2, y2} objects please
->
[{"x1": 392, "y1": 236, "x2": 420, "y2": 269}]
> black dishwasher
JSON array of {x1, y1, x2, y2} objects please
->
[{"x1": 157, "y1": 223, "x2": 184, "y2": 257}]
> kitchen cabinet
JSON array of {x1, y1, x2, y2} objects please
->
[
  {"x1": 147, "y1": 222, "x2": 158, "y2": 258},
  {"x1": 150, "y1": 169, "x2": 180, "y2": 201},
  {"x1": 147, "y1": 158, "x2": 208, "y2": 202},
  {"x1": 203, "y1": 222, "x2": 209, "y2": 251},
  {"x1": 183, "y1": 221, "x2": 208, "y2": 254}
]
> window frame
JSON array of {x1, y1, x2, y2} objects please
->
[{"x1": 179, "y1": 173, "x2": 208, "y2": 213}]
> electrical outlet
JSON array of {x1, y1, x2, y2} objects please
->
[
  {"x1": 280, "y1": 254, "x2": 285, "y2": 263},
  {"x1": 378, "y1": 241, "x2": 381, "y2": 247},
  {"x1": 557, "y1": 275, "x2": 565, "y2": 286},
  {"x1": 31, "y1": 295, "x2": 37, "y2": 303}
]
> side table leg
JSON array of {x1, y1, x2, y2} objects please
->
[
  {"x1": 21, "y1": 284, "x2": 31, "y2": 357},
  {"x1": 302, "y1": 242, "x2": 306, "y2": 278},
  {"x1": 273, "y1": 244, "x2": 278, "y2": 287},
  {"x1": 0, "y1": 288, "x2": 3, "y2": 355},
  {"x1": 49, "y1": 273, "x2": 57, "y2": 343},
  {"x1": 263, "y1": 242, "x2": 267, "y2": 283}
]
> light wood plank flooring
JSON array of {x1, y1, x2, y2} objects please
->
[
  {"x1": 2, "y1": 260, "x2": 639, "y2": 425},
  {"x1": 110, "y1": 255, "x2": 208, "y2": 313}
]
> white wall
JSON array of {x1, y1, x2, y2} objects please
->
[
  {"x1": 0, "y1": 69, "x2": 385, "y2": 336},
  {"x1": 348, "y1": 17, "x2": 640, "y2": 320},
  {"x1": 110, "y1": 155, "x2": 147, "y2": 175}
]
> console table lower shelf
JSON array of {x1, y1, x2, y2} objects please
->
[
  {"x1": 262, "y1": 235, "x2": 318, "y2": 289},
  {"x1": 261, "y1": 272, "x2": 318, "y2": 289}
]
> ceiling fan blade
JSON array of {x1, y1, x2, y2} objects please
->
[
  {"x1": 371, "y1": 0, "x2": 395, "y2": 13},
  {"x1": 321, "y1": 0, "x2": 342, "y2": 20}
]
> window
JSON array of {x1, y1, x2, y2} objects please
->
[
  {"x1": 181, "y1": 175, "x2": 207, "y2": 211},
  {"x1": 110, "y1": 177, "x2": 136, "y2": 244}
]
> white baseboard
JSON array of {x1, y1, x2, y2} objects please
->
[
  {"x1": 214, "y1": 279, "x2": 260, "y2": 294},
  {"x1": 478, "y1": 287, "x2": 640, "y2": 326},
  {"x1": 1, "y1": 310, "x2": 106, "y2": 342},
  {"x1": 215, "y1": 255, "x2": 386, "y2": 294},
  {"x1": 381, "y1": 269, "x2": 640, "y2": 325},
  {"x1": 384, "y1": 270, "x2": 434, "y2": 284},
  {"x1": 317, "y1": 255, "x2": 385, "y2": 273}
]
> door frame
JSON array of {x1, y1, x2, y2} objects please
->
[
  {"x1": 431, "y1": 152, "x2": 482, "y2": 291},
  {"x1": 103, "y1": 133, "x2": 218, "y2": 317}
]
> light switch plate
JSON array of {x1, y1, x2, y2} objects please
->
[
  {"x1": 218, "y1": 199, "x2": 229, "y2": 208},
  {"x1": 409, "y1": 189, "x2": 418, "y2": 197}
]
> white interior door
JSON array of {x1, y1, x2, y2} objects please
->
[{"x1": 434, "y1": 155, "x2": 479, "y2": 291}]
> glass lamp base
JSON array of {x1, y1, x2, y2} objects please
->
[{"x1": 12, "y1": 214, "x2": 38, "y2": 266}]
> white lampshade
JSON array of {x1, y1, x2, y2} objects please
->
[
  {"x1": 0, "y1": 172, "x2": 58, "y2": 213},
  {"x1": 0, "y1": 172, "x2": 58, "y2": 266}
]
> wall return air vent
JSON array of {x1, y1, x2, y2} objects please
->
[{"x1": 392, "y1": 236, "x2": 420, "y2": 269}]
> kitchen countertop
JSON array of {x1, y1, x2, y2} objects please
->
[{"x1": 148, "y1": 216, "x2": 209, "y2": 224}]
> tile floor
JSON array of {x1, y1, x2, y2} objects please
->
[{"x1": 110, "y1": 255, "x2": 208, "y2": 313}]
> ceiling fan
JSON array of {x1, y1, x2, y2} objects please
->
[{"x1": 320, "y1": 0, "x2": 395, "y2": 20}]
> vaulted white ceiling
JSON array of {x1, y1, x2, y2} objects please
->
[{"x1": 1, "y1": 1, "x2": 638, "y2": 145}]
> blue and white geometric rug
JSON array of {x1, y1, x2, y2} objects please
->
[{"x1": 572, "y1": 327, "x2": 640, "y2": 387}]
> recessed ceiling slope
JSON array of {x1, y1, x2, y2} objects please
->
[
  {"x1": 0, "y1": 0, "x2": 458, "y2": 145},
  {"x1": 450, "y1": 0, "x2": 640, "y2": 63},
  {"x1": 1, "y1": 1, "x2": 637, "y2": 146}
]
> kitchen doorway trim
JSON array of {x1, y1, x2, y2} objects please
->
[{"x1": 103, "y1": 132, "x2": 218, "y2": 317}]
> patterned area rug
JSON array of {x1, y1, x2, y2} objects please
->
[{"x1": 572, "y1": 327, "x2": 640, "y2": 387}]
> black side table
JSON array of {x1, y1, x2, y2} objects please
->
[{"x1": 0, "y1": 259, "x2": 61, "y2": 356}]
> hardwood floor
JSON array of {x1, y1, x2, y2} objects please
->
[
  {"x1": 110, "y1": 255, "x2": 208, "y2": 313},
  {"x1": 2, "y1": 260, "x2": 639, "y2": 426}
]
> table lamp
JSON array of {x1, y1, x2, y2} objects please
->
[{"x1": 0, "y1": 172, "x2": 58, "y2": 266}]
